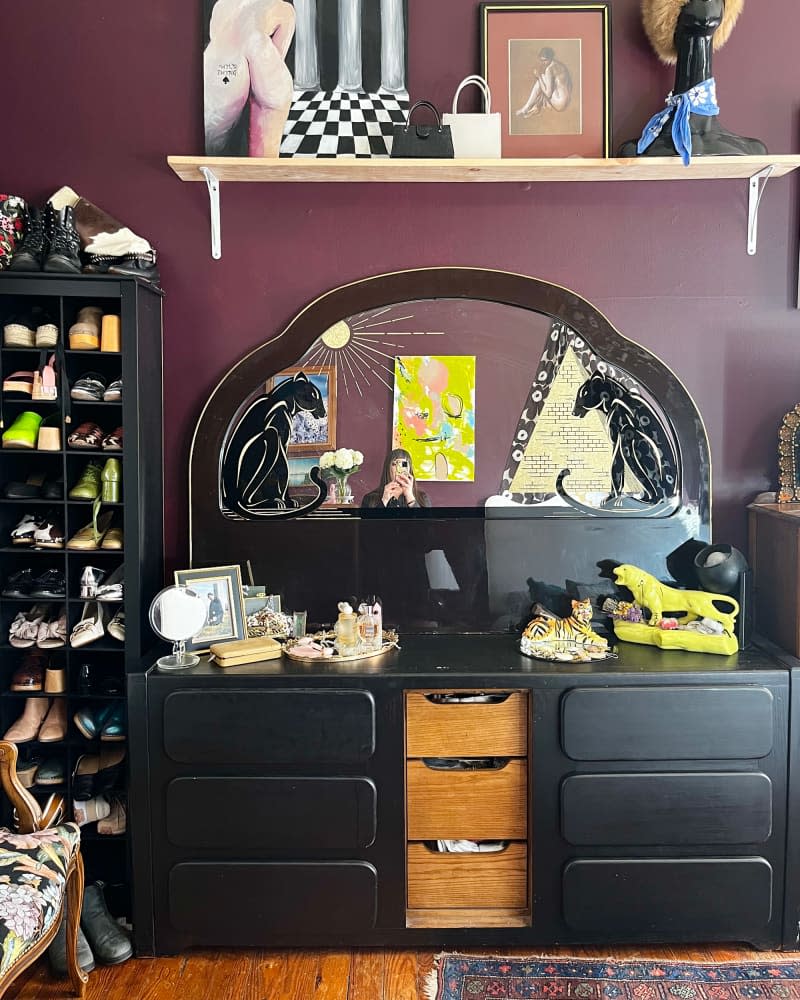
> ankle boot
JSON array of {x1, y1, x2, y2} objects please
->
[
  {"x1": 9, "y1": 205, "x2": 49, "y2": 272},
  {"x1": 81, "y1": 883, "x2": 133, "y2": 965},
  {"x1": 44, "y1": 205, "x2": 81, "y2": 273},
  {"x1": 4, "y1": 696, "x2": 50, "y2": 742},
  {"x1": 48, "y1": 913, "x2": 95, "y2": 976},
  {"x1": 39, "y1": 698, "x2": 67, "y2": 742}
]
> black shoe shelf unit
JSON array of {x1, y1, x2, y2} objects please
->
[{"x1": 0, "y1": 273, "x2": 163, "y2": 920}]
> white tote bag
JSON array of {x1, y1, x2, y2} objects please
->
[{"x1": 442, "y1": 75, "x2": 502, "y2": 159}]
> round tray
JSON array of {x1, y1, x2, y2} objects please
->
[
  {"x1": 519, "y1": 639, "x2": 617, "y2": 663},
  {"x1": 284, "y1": 629, "x2": 400, "y2": 664}
]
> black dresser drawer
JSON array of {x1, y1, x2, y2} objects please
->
[
  {"x1": 562, "y1": 686, "x2": 774, "y2": 761},
  {"x1": 163, "y1": 689, "x2": 376, "y2": 764},
  {"x1": 166, "y1": 776, "x2": 377, "y2": 849},
  {"x1": 561, "y1": 772, "x2": 773, "y2": 845},
  {"x1": 169, "y1": 861, "x2": 378, "y2": 942},
  {"x1": 563, "y1": 858, "x2": 772, "y2": 937}
]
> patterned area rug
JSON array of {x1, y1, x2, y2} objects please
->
[{"x1": 425, "y1": 957, "x2": 800, "y2": 1000}]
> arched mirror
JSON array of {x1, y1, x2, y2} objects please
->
[{"x1": 191, "y1": 268, "x2": 711, "y2": 632}]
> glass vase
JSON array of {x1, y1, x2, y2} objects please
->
[{"x1": 334, "y1": 473, "x2": 352, "y2": 504}]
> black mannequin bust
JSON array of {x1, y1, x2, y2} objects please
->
[{"x1": 620, "y1": 0, "x2": 766, "y2": 158}]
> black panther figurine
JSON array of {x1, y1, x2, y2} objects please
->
[
  {"x1": 557, "y1": 372, "x2": 680, "y2": 517},
  {"x1": 620, "y1": 0, "x2": 766, "y2": 159},
  {"x1": 220, "y1": 371, "x2": 327, "y2": 519}
]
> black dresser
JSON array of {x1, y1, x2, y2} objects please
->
[{"x1": 134, "y1": 636, "x2": 795, "y2": 955}]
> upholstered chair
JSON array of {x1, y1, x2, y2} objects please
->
[{"x1": 0, "y1": 740, "x2": 87, "y2": 997}]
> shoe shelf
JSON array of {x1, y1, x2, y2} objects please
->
[
  {"x1": 0, "y1": 272, "x2": 163, "y2": 915},
  {"x1": 167, "y1": 152, "x2": 800, "y2": 258}
]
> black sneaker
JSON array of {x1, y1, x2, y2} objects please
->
[
  {"x1": 2, "y1": 567, "x2": 34, "y2": 597},
  {"x1": 29, "y1": 568, "x2": 66, "y2": 598}
]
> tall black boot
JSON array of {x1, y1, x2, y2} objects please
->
[
  {"x1": 44, "y1": 205, "x2": 81, "y2": 273},
  {"x1": 8, "y1": 204, "x2": 49, "y2": 271}
]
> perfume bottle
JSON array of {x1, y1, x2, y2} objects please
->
[
  {"x1": 334, "y1": 602, "x2": 358, "y2": 655},
  {"x1": 357, "y1": 602, "x2": 378, "y2": 651}
]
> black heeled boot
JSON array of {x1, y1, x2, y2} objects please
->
[
  {"x1": 80, "y1": 882, "x2": 133, "y2": 965},
  {"x1": 44, "y1": 205, "x2": 81, "y2": 273},
  {"x1": 8, "y1": 204, "x2": 49, "y2": 272}
]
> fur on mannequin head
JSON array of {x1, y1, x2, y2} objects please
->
[{"x1": 641, "y1": 0, "x2": 744, "y2": 64}]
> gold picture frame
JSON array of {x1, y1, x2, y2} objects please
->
[
  {"x1": 267, "y1": 364, "x2": 337, "y2": 455},
  {"x1": 174, "y1": 564, "x2": 246, "y2": 652},
  {"x1": 778, "y1": 404, "x2": 800, "y2": 502}
]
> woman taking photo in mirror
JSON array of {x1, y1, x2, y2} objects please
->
[{"x1": 362, "y1": 448, "x2": 431, "y2": 509}]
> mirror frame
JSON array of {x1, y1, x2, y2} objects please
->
[{"x1": 190, "y1": 267, "x2": 711, "y2": 563}]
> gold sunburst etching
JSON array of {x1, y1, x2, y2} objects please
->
[{"x1": 298, "y1": 306, "x2": 446, "y2": 397}]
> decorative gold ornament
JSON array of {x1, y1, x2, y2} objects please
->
[{"x1": 778, "y1": 404, "x2": 800, "y2": 503}]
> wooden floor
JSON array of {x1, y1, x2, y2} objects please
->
[{"x1": 7, "y1": 945, "x2": 800, "y2": 1000}]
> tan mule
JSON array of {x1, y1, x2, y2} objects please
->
[{"x1": 67, "y1": 507, "x2": 113, "y2": 550}]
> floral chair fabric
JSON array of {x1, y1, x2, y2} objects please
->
[{"x1": 0, "y1": 823, "x2": 80, "y2": 977}]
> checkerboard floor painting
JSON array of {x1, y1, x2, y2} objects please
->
[{"x1": 280, "y1": 89, "x2": 409, "y2": 158}]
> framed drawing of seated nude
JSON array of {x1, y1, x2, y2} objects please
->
[{"x1": 480, "y1": 1, "x2": 612, "y2": 158}]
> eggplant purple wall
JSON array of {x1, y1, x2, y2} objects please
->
[{"x1": 4, "y1": 0, "x2": 799, "y2": 569}]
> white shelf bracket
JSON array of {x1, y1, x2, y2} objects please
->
[
  {"x1": 200, "y1": 166, "x2": 222, "y2": 260},
  {"x1": 747, "y1": 165, "x2": 774, "y2": 256}
]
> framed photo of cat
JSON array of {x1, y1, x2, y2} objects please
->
[{"x1": 268, "y1": 364, "x2": 337, "y2": 455}]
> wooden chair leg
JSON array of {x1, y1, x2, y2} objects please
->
[{"x1": 66, "y1": 851, "x2": 88, "y2": 998}]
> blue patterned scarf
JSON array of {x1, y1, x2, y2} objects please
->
[{"x1": 637, "y1": 78, "x2": 719, "y2": 166}]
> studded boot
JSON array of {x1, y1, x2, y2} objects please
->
[
  {"x1": 44, "y1": 205, "x2": 81, "y2": 273},
  {"x1": 8, "y1": 204, "x2": 49, "y2": 272}
]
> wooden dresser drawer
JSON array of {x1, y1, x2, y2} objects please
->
[
  {"x1": 407, "y1": 759, "x2": 527, "y2": 840},
  {"x1": 406, "y1": 691, "x2": 528, "y2": 757},
  {"x1": 407, "y1": 842, "x2": 528, "y2": 909}
]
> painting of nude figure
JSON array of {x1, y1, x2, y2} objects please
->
[
  {"x1": 203, "y1": 0, "x2": 409, "y2": 158},
  {"x1": 509, "y1": 38, "x2": 582, "y2": 136}
]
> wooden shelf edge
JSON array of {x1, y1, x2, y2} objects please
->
[{"x1": 167, "y1": 153, "x2": 800, "y2": 184}]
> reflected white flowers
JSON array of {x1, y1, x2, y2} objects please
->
[{"x1": 320, "y1": 447, "x2": 363, "y2": 476}]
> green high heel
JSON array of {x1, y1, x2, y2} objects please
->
[
  {"x1": 69, "y1": 461, "x2": 102, "y2": 501},
  {"x1": 100, "y1": 458, "x2": 121, "y2": 502}
]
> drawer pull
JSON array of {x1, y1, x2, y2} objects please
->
[
  {"x1": 425, "y1": 839, "x2": 510, "y2": 854},
  {"x1": 422, "y1": 757, "x2": 509, "y2": 771},
  {"x1": 424, "y1": 693, "x2": 511, "y2": 705}
]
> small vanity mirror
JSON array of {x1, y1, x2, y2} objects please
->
[
  {"x1": 778, "y1": 404, "x2": 800, "y2": 502},
  {"x1": 149, "y1": 585, "x2": 209, "y2": 671}
]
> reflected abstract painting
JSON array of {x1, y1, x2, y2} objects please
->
[{"x1": 392, "y1": 355, "x2": 476, "y2": 482}]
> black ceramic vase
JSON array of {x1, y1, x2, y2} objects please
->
[{"x1": 693, "y1": 543, "x2": 748, "y2": 595}]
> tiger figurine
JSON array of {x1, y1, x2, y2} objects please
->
[{"x1": 520, "y1": 598, "x2": 609, "y2": 661}]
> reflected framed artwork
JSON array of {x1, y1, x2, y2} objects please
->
[
  {"x1": 480, "y1": 1, "x2": 612, "y2": 158},
  {"x1": 174, "y1": 564, "x2": 246, "y2": 653},
  {"x1": 268, "y1": 364, "x2": 337, "y2": 455}
]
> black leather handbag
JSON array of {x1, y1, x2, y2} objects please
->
[{"x1": 390, "y1": 100, "x2": 454, "y2": 159}]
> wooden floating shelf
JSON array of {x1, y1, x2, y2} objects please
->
[
  {"x1": 167, "y1": 153, "x2": 800, "y2": 184},
  {"x1": 167, "y1": 153, "x2": 800, "y2": 260}
]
